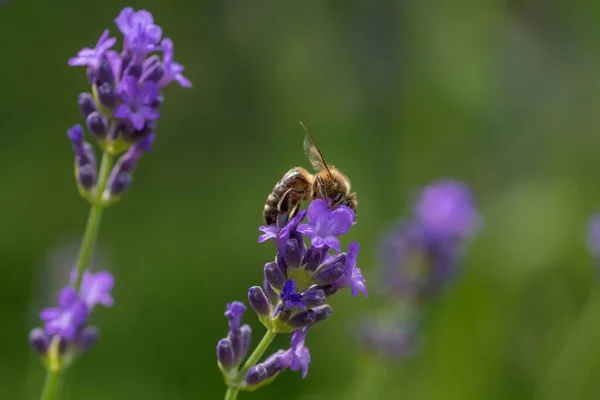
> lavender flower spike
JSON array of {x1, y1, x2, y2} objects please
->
[{"x1": 297, "y1": 199, "x2": 355, "y2": 252}]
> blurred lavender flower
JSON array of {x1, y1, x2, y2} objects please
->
[
  {"x1": 30, "y1": 270, "x2": 114, "y2": 361},
  {"x1": 66, "y1": 7, "x2": 191, "y2": 203},
  {"x1": 357, "y1": 179, "x2": 481, "y2": 360},
  {"x1": 587, "y1": 214, "x2": 600, "y2": 260},
  {"x1": 218, "y1": 199, "x2": 366, "y2": 393}
]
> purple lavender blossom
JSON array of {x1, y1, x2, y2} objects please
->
[
  {"x1": 158, "y1": 38, "x2": 192, "y2": 88},
  {"x1": 115, "y1": 7, "x2": 162, "y2": 61},
  {"x1": 415, "y1": 179, "x2": 481, "y2": 240},
  {"x1": 273, "y1": 280, "x2": 306, "y2": 317},
  {"x1": 68, "y1": 30, "x2": 116, "y2": 71},
  {"x1": 332, "y1": 242, "x2": 368, "y2": 297},
  {"x1": 114, "y1": 77, "x2": 160, "y2": 130},
  {"x1": 40, "y1": 288, "x2": 88, "y2": 340},
  {"x1": 79, "y1": 271, "x2": 115, "y2": 310},
  {"x1": 297, "y1": 199, "x2": 355, "y2": 252},
  {"x1": 279, "y1": 328, "x2": 311, "y2": 377},
  {"x1": 31, "y1": 270, "x2": 114, "y2": 355},
  {"x1": 66, "y1": 7, "x2": 190, "y2": 201},
  {"x1": 587, "y1": 214, "x2": 600, "y2": 259},
  {"x1": 217, "y1": 302, "x2": 253, "y2": 372}
]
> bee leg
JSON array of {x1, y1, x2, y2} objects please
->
[
  {"x1": 316, "y1": 176, "x2": 328, "y2": 202},
  {"x1": 277, "y1": 189, "x2": 304, "y2": 228}
]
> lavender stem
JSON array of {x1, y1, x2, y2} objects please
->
[
  {"x1": 40, "y1": 370, "x2": 60, "y2": 400},
  {"x1": 73, "y1": 151, "x2": 114, "y2": 289}
]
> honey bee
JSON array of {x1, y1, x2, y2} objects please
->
[{"x1": 263, "y1": 123, "x2": 357, "y2": 227}]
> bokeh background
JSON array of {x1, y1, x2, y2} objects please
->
[{"x1": 2, "y1": 0, "x2": 600, "y2": 399}]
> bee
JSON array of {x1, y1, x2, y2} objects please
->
[{"x1": 263, "y1": 123, "x2": 357, "y2": 227}]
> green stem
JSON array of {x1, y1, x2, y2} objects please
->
[
  {"x1": 40, "y1": 370, "x2": 60, "y2": 400},
  {"x1": 73, "y1": 152, "x2": 113, "y2": 290},
  {"x1": 224, "y1": 387, "x2": 239, "y2": 400},
  {"x1": 538, "y1": 287, "x2": 600, "y2": 400},
  {"x1": 40, "y1": 151, "x2": 114, "y2": 399},
  {"x1": 224, "y1": 330, "x2": 277, "y2": 400}
]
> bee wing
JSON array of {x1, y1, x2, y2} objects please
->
[{"x1": 301, "y1": 122, "x2": 333, "y2": 179}]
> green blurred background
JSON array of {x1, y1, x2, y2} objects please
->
[{"x1": 2, "y1": 0, "x2": 600, "y2": 398}]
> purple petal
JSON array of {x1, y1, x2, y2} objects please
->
[
  {"x1": 113, "y1": 104, "x2": 131, "y2": 119},
  {"x1": 328, "y1": 206, "x2": 355, "y2": 235},
  {"x1": 130, "y1": 113, "x2": 146, "y2": 130},
  {"x1": 58, "y1": 287, "x2": 79, "y2": 308},
  {"x1": 306, "y1": 199, "x2": 331, "y2": 226},
  {"x1": 138, "y1": 81, "x2": 159, "y2": 104},
  {"x1": 115, "y1": 7, "x2": 135, "y2": 34},
  {"x1": 80, "y1": 271, "x2": 115, "y2": 309},
  {"x1": 118, "y1": 76, "x2": 138, "y2": 101},
  {"x1": 296, "y1": 224, "x2": 315, "y2": 238},
  {"x1": 323, "y1": 237, "x2": 341, "y2": 253},
  {"x1": 175, "y1": 72, "x2": 193, "y2": 88},
  {"x1": 40, "y1": 308, "x2": 60, "y2": 321},
  {"x1": 141, "y1": 106, "x2": 160, "y2": 120},
  {"x1": 258, "y1": 225, "x2": 279, "y2": 243},
  {"x1": 351, "y1": 267, "x2": 368, "y2": 297}
]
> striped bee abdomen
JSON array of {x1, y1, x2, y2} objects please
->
[{"x1": 263, "y1": 167, "x2": 312, "y2": 226}]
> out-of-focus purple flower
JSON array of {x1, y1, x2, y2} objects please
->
[
  {"x1": 68, "y1": 30, "x2": 116, "y2": 70},
  {"x1": 415, "y1": 179, "x2": 481, "y2": 240},
  {"x1": 379, "y1": 219, "x2": 464, "y2": 299},
  {"x1": 40, "y1": 288, "x2": 88, "y2": 340},
  {"x1": 114, "y1": 76, "x2": 160, "y2": 130},
  {"x1": 587, "y1": 214, "x2": 600, "y2": 259},
  {"x1": 80, "y1": 271, "x2": 115, "y2": 310},
  {"x1": 358, "y1": 315, "x2": 420, "y2": 360},
  {"x1": 158, "y1": 38, "x2": 192, "y2": 88},
  {"x1": 333, "y1": 242, "x2": 368, "y2": 297},
  {"x1": 297, "y1": 199, "x2": 355, "y2": 252},
  {"x1": 105, "y1": 134, "x2": 155, "y2": 197},
  {"x1": 115, "y1": 7, "x2": 162, "y2": 60}
]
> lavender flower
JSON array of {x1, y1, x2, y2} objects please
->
[
  {"x1": 67, "y1": 7, "x2": 190, "y2": 204},
  {"x1": 30, "y1": 270, "x2": 114, "y2": 358},
  {"x1": 356, "y1": 179, "x2": 481, "y2": 360},
  {"x1": 587, "y1": 214, "x2": 600, "y2": 260},
  {"x1": 218, "y1": 198, "x2": 366, "y2": 394},
  {"x1": 415, "y1": 179, "x2": 481, "y2": 240}
]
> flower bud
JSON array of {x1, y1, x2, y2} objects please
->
[
  {"x1": 284, "y1": 238, "x2": 302, "y2": 267},
  {"x1": 287, "y1": 309, "x2": 316, "y2": 329},
  {"x1": 312, "y1": 304, "x2": 333, "y2": 323},
  {"x1": 302, "y1": 247, "x2": 326, "y2": 272},
  {"x1": 248, "y1": 286, "x2": 270, "y2": 316},
  {"x1": 263, "y1": 279, "x2": 279, "y2": 306},
  {"x1": 29, "y1": 328, "x2": 50, "y2": 354},
  {"x1": 78, "y1": 93, "x2": 96, "y2": 118},
  {"x1": 301, "y1": 289, "x2": 325, "y2": 307},
  {"x1": 314, "y1": 261, "x2": 345, "y2": 286},
  {"x1": 97, "y1": 59, "x2": 115, "y2": 84},
  {"x1": 264, "y1": 262, "x2": 284, "y2": 291},
  {"x1": 96, "y1": 82, "x2": 117, "y2": 108},
  {"x1": 245, "y1": 351, "x2": 284, "y2": 385},
  {"x1": 217, "y1": 338, "x2": 235, "y2": 370},
  {"x1": 86, "y1": 111, "x2": 109, "y2": 138}
]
